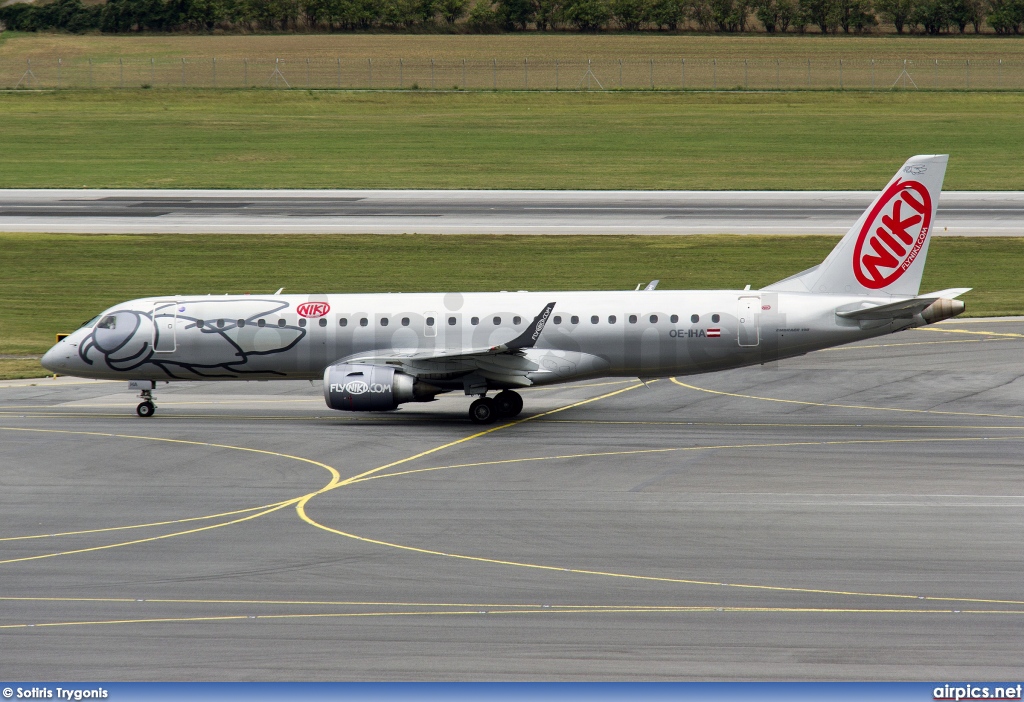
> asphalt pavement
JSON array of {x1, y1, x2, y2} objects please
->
[{"x1": 1, "y1": 317, "x2": 1022, "y2": 679}]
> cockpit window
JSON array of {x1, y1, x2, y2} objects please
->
[
  {"x1": 96, "y1": 315, "x2": 117, "y2": 330},
  {"x1": 80, "y1": 315, "x2": 101, "y2": 328}
]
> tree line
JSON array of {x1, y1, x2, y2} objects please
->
[{"x1": 2, "y1": 0, "x2": 1023, "y2": 34}]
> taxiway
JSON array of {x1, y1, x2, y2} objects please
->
[{"x1": 1, "y1": 318, "x2": 1022, "y2": 679}]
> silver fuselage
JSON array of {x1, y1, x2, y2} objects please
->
[{"x1": 43, "y1": 290, "x2": 916, "y2": 386}]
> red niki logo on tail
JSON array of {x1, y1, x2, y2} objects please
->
[{"x1": 852, "y1": 179, "x2": 933, "y2": 290}]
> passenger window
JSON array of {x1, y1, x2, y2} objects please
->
[
  {"x1": 553, "y1": 316, "x2": 561, "y2": 324},
  {"x1": 570, "y1": 316, "x2": 579, "y2": 324},
  {"x1": 691, "y1": 314, "x2": 699, "y2": 323},
  {"x1": 402, "y1": 317, "x2": 410, "y2": 326},
  {"x1": 670, "y1": 314, "x2": 678, "y2": 323},
  {"x1": 257, "y1": 319, "x2": 265, "y2": 327},
  {"x1": 513, "y1": 316, "x2": 522, "y2": 325},
  {"x1": 339, "y1": 318, "x2": 347, "y2": 327},
  {"x1": 591, "y1": 315, "x2": 599, "y2": 324},
  {"x1": 448, "y1": 317, "x2": 457, "y2": 326},
  {"x1": 297, "y1": 319, "x2": 305, "y2": 328},
  {"x1": 381, "y1": 318, "x2": 389, "y2": 327},
  {"x1": 97, "y1": 316, "x2": 117, "y2": 330},
  {"x1": 360, "y1": 318, "x2": 368, "y2": 327},
  {"x1": 608, "y1": 315, "x2": 616, "y2": 324},
  {"x1": 278, "y1": 319, "x2": 286, "y2": 327},
  {"x1": 471, "y1": 317, "x2": 479, "y2": 325},
  {"x1": 426, "y1": 317, "x2": 435, "y2": 327},
  {"x1": 196, "y1": 320, "x2": 204, "y2": 328},
  {"x1": 712, "y1": 314, "x2": 720, "y2": 323},
  {"x1": 238, "y1": 319, "x2": 246, "y2": 328},
  {"x1": 319, "y1": 318, "x2": 327, "y2": 327},
  {"x1": 217, "y1": 319, "x2": 225, "y2": 328},
  {"x1": 629, "y1": 315, "x2": 637, "y2": 324},
  {"x1": 650, "y1": 315, "x2": 658, "y2": 323},
  {"x1": 493, "y1": 316, "x2": 501, "y2": 325}
]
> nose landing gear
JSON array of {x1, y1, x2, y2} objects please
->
[
  {"x1": 136, "y1": 388, "x2": 156, "y2": 418},
  {"x1": 468, "y1": 390, "x2": 523, "y2": 424}
]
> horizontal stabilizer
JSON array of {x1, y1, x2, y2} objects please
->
[
  {"x1": 837, "y1": 299, "x2": 938, "y2": 321},
  {"x1": 920, "y1": 287, "x2": 972, "y2": 300},
  {"x1": 836, "y1": 288, "x2": 970, "y2": 321}
]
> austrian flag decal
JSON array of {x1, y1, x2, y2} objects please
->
[
  {"x1": 707, "y1": 328, "x2": 721, "y2": 338},
  {"x1": 853, "y1": 179, "x2": 932, "y2": 290}
]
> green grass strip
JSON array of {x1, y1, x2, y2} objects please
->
[{"x1": 1, "y1": 91, "x2": 1023, "y2": 189}]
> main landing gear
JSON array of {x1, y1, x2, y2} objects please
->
[
  {"x1": 136, "y1": 388, "x2": 156, "y2": 418},
  {"x1": 468, "y1": 390, "x2": 524, "y2": 425}
]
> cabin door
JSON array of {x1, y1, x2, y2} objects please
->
[
  {"x1": 737, "y1": 296, "x2": 760, "y2": 347},
  {"x1": 152, "y1": 300, "x2": 178, "y2": 352}
]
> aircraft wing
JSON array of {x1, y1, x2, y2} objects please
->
[
  {"x1": 836, "y1": 288, "x2": 971, "y2": 321},
  {"x1": 334, "y1": 302, "x2": 557, "y2": 386}
]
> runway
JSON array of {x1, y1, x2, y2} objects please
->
[
  {"x1": 2, "y1": 189, "x2": 1023, "y2": 235},
  {"x1": 1, "y1": 318, "x2": 1023, "y2": 680}
]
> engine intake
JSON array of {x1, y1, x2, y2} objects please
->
[{"x1": 323, "y1": 363, "x2": 440, "y2": 411}]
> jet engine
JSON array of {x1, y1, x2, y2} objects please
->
[{"x1": 323, "y1": 363, "x2": 441, "y2": 411}]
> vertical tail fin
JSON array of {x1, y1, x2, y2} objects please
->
[{"x1": 765, "y1": 155, "x2": 948, "y2": 297}]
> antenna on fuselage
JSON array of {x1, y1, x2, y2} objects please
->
[{"x1": 275, "y1": 288, "x2": 284, "y2": 294}]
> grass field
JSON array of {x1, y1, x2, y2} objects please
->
[
  {"x1": 0, "y1": 359, "x2": 52, "y2": 380},
  {"x1": 3, "y1": 32, "x2": 1024, "y2": 62},
  {"x1": 1, "y1": 91, "x2": 1023, "y2": 189},
  {"x1": 2, "y1": 233, "x2": 1019, "y2": 378}
]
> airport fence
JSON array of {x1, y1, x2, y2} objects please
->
[{"x1": 3, "y1": 56, "x2": 1024, "y2": 91}]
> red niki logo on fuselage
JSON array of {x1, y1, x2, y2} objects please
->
[
  {"x1": 852, "y1": 178, "x2": 932, "y2": 290},
  {"x1": 297, "y1": 302, "x2": 331, "y2": 318}
]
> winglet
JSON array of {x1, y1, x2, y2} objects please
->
[
  {"x1": 644, "y1": 280, "x2": 660, "y2": 291},
  {"x1": 491, "y1": 302, "x2": 556, "y2": 353}
]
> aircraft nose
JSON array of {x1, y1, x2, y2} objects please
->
[{"x1": 41, "y1": 342, "x2": 67, "y2": 373}]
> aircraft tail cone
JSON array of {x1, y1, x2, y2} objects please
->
[{"x1": 921, "y1": 298, "x2": 965, "y2": 324}]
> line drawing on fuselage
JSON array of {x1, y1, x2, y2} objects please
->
[
  {"x1": 42, "y1": 155, "x2": 970, "y2": 424},
  {"x1": 77, "y1": 299, "x2": 306, "y2": 379}
]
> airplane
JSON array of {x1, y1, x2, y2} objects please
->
[{"x1": 42, "y1": 154, "x2": 969, "y2": 424}]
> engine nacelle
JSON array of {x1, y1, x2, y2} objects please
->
[{"x1": 323, "y1": 363, "x2": 439, "y2": 411}]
